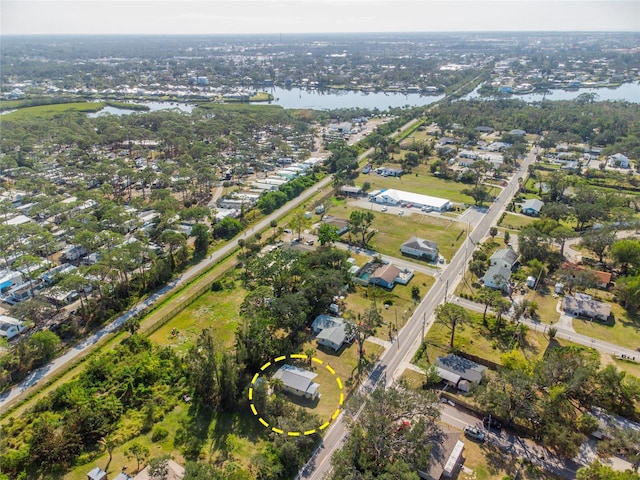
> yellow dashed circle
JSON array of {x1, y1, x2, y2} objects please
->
[{"x1": 248, "y1": 354, "x2": 344, "y2": 436}]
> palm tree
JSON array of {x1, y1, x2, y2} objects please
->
[{"x1": 98, "y1": 434, "x2": 121, "y2": 473}]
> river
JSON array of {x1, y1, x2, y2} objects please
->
[{"x1": 85, "y1": 81, "x2": 639, "y2": 117}]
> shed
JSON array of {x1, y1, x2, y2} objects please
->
[{"x1": 87, "y1": 467, "x2": 107, "y2": 480}]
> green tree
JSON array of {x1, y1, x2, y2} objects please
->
[
  {"x1": 29, "y1": 330, "x2": 60, "y2": 365},
  {"x1": 317, "y1": 222, "x2": 340, "y2": 246},
  {"x1": 611, "y1": 238, "x2": 640, "y2": 274},
  {"x1": 349, "y1": 210, "x2": 375, "y2": 246},
  {"x1": 346, "y1": 303, "x2": 383, "y2": 365},
  {"x1": 191, "y1": 223, "x2": 210, "y2": 258},
  {"x1": 581, "y1": 228, "x2": 616, "y2": 263},
  {"x1": 435, "y1": 302, "x2": 470, "y2": 349},
  {"x1": 288, "y1": 209, "x2": 311, "y2": 241},
  {"x1": 125, "y1": 441, "x2": 150, "y2": 473},
  {"x1": 331, "y1": 384, "x2": 440, "y2": 479}
]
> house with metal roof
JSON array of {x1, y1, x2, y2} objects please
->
[
  {"x1": 317, "y1": 324, "x2": 348, "y2": 351},
  {"x1": 272, "y1": 364, "x2": 320, "y2": 400},
  {"x1": 434, "y1": 354, "x2": 487, "y2": 392}
]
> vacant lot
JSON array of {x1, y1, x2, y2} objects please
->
[
  {"x1": 331, "y1": 203, "x2": 466, "y2": 262},
  {"x1": 362, "y1": 164, "x2": 477, "y2": 204}
]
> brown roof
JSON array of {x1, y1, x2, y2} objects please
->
[{"x1": 372, "y1": 263, "x2": 401, "y2": 284}]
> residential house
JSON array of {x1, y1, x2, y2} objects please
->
[
  {"x1": 369, "y1": 263, "x2": 414, "y2": 289},
  {"x1": 434, "y1": 354, "x2": 487, "y2": 392},
  {"x1": 520, "y1": 198, "x2": 544, "y2": 216},
  {"x1": 0, "y1": 270, "x2": 23, "y2": 294},
  {"x1": 320, "y1": 216, "x2": 350, "y2": 236},
  {"x1": 475, "y1": 126, "x2": 494, "y2": 134},
  {"x1": 438, "y1": 137, "x2": 461, "y2": 146},
  {"x1": 377, "y1": 166, "x2": 404, "y2": 177},
  {"x1": 133, "y1": 459, "x2": 185, "y2": 480},
  {"x1": 482, "y1": 248, "x2": 519, "y2": 292},
  {"x1": 272, "y1": 364, "x2": 320, "y2": 400},
  {"x1": 312, "y1": 314, "x2": 343, "y2": 334},
  {"x1": 400, "y1": 237, "x2": 439, "y2": 262},
  {"x1": 317, "y1": 323, "x2": 348, "y2": 351},
  {"x1": 562, "y1": 293, "x2": 611, "y2": 322},
  {"x1": 0, "y1": 315, "x2": 26, "y2": 340},
  {"x1": 340, "y1": 185, "x2": 363, "y2": 197},
  {"x1": 607, "y1": 153, "x2": 630, "y2": 168},
  {"x1": 509, "y1": 129, "x2": 526, "y2": 136}
]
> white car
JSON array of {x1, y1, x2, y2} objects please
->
[
  {"x1": 381, "y1": 206, "x2": 388, "y2": 212},
  {"x1": 398, "y1": 210, "x2": 404, "y2": 216}
]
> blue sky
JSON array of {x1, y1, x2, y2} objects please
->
[{"x1": 2, "y1": 0, "x2": 638, "y2": 35}]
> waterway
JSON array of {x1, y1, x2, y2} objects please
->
[
  {"x1": 463, "y1": 81, "x2": 640, "y2": 103},
  {"x1": 85, "y1": 81, "x2": 638, "y2": 117},
  {"x1": 87, "y1": 101, "x2": 194, "y2": 117}
]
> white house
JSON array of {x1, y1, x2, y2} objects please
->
[
  {"x1": 369, "y1": 189, "x2": 450, "y2": 212},
  {"x1": 316, "y1": 324, "x2": 348, "y2": 351},
  {"x1": 482, "y1": 248, "x2": 519, "y2": 291},
  {"x1": 400, "y1": 237, "x2": 439, "y2": 261},
  {"x1": 273, "y1": 364, "x2": 320, "y2": 400},
  {"x1": 607, "y1": 153, "x2": 630, "y2": 168},
  {"x1": 0, "y1": 315, "x2": 26, "y2": 339}
]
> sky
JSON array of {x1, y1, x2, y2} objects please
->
[{"x1": 1, "y1": 0, "x2": 639, "y2": 35}]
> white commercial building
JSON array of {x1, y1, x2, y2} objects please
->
[{"x1": 369, "y1": 188, "x2": 451, "y2": 212}]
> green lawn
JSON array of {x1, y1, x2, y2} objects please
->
[
  {"x1": 334, "y1": 203, "x2": 466, "y2": 262},
  {"x1": 500, "y1": 212, "x2": 536, "y2": 230},
  {"x1": 422, "y1": 310, "x2": 548, "y2": 368},
  {"x1": 344, "y1": 273, "x2": 435, "y2": 334},
  {"x1": 0, "y1": 101, "x2": 104, "y2": 120},
  {"x1": 363, "y1": 164, "x2": 477, "y2": 204},
  {"x1": 149, "y1": 277, "x2": 246, "y2": 353},
  {"x1": 572, "y1": 301, "x2": 640, "y2": 350}
]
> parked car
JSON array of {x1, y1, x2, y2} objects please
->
[
  {"x1": 464, "y1": 425, "x2": 486, "y2": 441},
  {"x1": 398, "y1": 210, "x2": 404, "y2": 216},
  {"x1": 381, "y1": 206, "x2": 388, "y2": 212},
  {"x1": 483, "y1": 416, "x2": 502, "y2": 431},
  {"x1": 305, "y1": 239, "x2": 314, "y2": 246}
]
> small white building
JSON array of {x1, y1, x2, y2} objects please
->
[
  {"x1": 0, "y1": 315, "x2": 26, "y2": 340},
  {"x1": 607, "y1": 153, "x2": 630, "y2": 168}
]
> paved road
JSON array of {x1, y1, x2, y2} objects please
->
[
  {"x1": 301, "y1": 146, "x2": 539, "y2": 479},
  {"x1": 453, "y1": 296, "x2": 640, "y2": 360},
  {"x1": 0, "y1": 117, "x2": 388, "y2": 413},
  {"x1": 1, "y1": 154, "x2": 341, "y2": 413}
]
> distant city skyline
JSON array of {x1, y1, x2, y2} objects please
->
[{"x1": 2, "y1": 0, "x2": 639, "y2": 36}]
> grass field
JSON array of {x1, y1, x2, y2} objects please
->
[
  {"x1": 500, "y1": 212, "x2": 536, "y2": 230},
  {"x1": 0, "y1": 101, "x2": 104, "y2": 120},
  {"x1": 332, "y1": 203, "x2": 466, "y2": 262},
  {"x1": 149, "y1": 277, "x2": 246, "y2": 353},
  {"x1": 362, "y1": 165, "x2": 477, "y2": 204},
  {"x1": 422, "y1": 310, "x2": 549, "y2": 368},
  {"x1": 572, "y1": 301, "x2": 640, "y2": 350}
]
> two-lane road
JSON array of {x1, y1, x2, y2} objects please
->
[{"x1": 303, "y1": 146, "x2": 538, "y2": 479}]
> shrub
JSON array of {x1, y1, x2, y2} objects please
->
[{"x1": 151, "y1": 426, "x2": 169, "y2": 442}]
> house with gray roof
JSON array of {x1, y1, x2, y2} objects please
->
[
  {"x1": 400, "y1": 236, "x2": 439, "y2": 262},
  {"x1": 317, "y1": 324, "x2": 348, "y2": 351},
  {"x1": 273, "y1": 364, "x2": 320, "y2": 400},
  {"x1": 520, "y1": 198, "x2": 544, "y2": 216},
  {"x1": 562, "y1": 293, "x2": 611, "y2": 322},
  {"x1": 434, "y1": 354, "x2": 487, "y2": 392}
]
